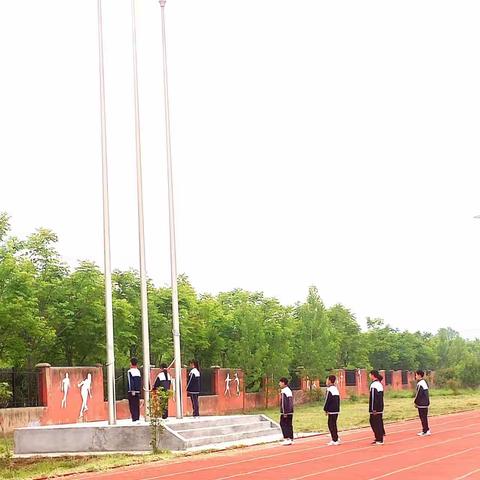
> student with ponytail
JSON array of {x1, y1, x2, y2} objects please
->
[
  {"x1": 153, "y1": 363, "x2": 172, "y2": 419},
  {"x1": 369, "y1": 370, "x2": 385, "y2": 445}
]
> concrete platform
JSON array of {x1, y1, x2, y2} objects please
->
[{"x1": 14, "y1": 414, "x2": 282, "y2": 456}]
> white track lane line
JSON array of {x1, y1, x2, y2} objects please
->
[
  {"x1": 73, "y1": 412, "x2": 480, "y2": 480},
  {"x1": 287, "y1": 432, "x2": 480, "y2": 480},
  {"x1": 212, "y1": 424, "x2": 480, "y2": 480},
  {"x1": 454, "y1": 467, "x2": 480, "y2": 480},
  {"x1": 368, "y1": 447, "x2": 480, "y2": 480},
  {"x1": 139, "y1": 417, "x2": 480, "y2": 480}
]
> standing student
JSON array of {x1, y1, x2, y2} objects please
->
[
  {"x1": 187, "y1": 360, "x2": 201, "y2": 418},
  {"x1": 369, "y1": 370, "x2": 385, "y2": 445},
  {"x1": 127, "y1": 357, "x2": 142, "y2": 422},
  {"x1": 414, "y1": 370, "x2": 431, "y2": 436},
  {"x1": 324, "y1": 375, "x2": 341, "y2": 446},
  {"x1": 279, "y1": 377, "x2": 294, "y2": 446},
  {"x1": 153, "y1": 363, "x2": 172, "y2": 420}
]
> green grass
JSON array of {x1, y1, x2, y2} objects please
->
[
  {"x1": 2, "y1": 389, "x2": 479, "y2": 480},
  {"x1": 0, "y1": 438, "x2": 173, "y2": 480},
  {"x1": 258, "y1": 388, "x2": 480, "y2": 434}
]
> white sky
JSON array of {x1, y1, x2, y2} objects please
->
[{"x1": 1, "y1": 1, "x2": 480, "y2": 338}]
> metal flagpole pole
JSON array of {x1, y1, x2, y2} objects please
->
[
  {"x1": 97, "y1": 0, "x2": 116, "y2": 425},
  {"x1": 130, "y1": 0, "x2": 151, "y2": 417},
  {"x1": 159, "y1": 0, "x2": 183, "y2": 419}
]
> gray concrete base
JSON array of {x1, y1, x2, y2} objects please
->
[
  {"x1": 14, "y1": 415, "x2": 282, "y2": 456},
  {"x1": 14, "y1": 420, "x2": 183, "y2": 455}
]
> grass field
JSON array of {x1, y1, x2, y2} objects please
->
[
  {"x1": 1, "y1": 389, "x2": 479, "y2": 480},
  {"x1": 0, "y1": 439, "x2": 173, "y2": 480}
]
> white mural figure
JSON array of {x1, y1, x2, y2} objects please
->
[
  {"x1": 224, "y1": 371, "x2": 232, "y2": 397},
  {"x1": 61, "y1": 373, "x2": 70, "y2": 408},
  {"x1": 234, "y1": 372, "x2": 240, "y2": 397},
  {"x1": 78, "y1": 373, "x2": 92, "y2": 418}
]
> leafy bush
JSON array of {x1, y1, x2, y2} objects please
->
[
  {"x1": 306, "y1": 387, "x2": 325, "y2": 403},
  {"x1": 458, "y1": 357, "x2": 480, "y2": 388},
  {"x1": 434, "y1": 368, "x2": 457, "y2": 388},
  {"x1": 149, "y1": 389, "x2": 171, "y2": 453}
]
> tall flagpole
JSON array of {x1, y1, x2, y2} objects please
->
[
  {"x1": 97, "y1": 0, "x2": 116, "y2": 425},
  {"x1": 131, "y1": 0, "x2": 151, "y2": 416},
  {"x1": 159, "y1": 0, "x2": 183, "y2": 419}
]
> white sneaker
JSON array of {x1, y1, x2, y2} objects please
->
[
  {"x1": 282, "y1": 439, "x2": 292, "y2": 446},
  {"x1": 375, "y1": 441, "x2": 384, "y2": 445},
  {"x1": 327, "y1": 441, "x2": 340, "y2": 446},
  {"x1": 418, "y1": 430, "x2": 431, "y2": 436}
]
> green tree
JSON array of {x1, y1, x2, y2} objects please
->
[
  {"x1": 327, "y1": 304, "x2": 367, "y2": 368},
  {"x1": 54, "y1": 262, "x2": 105, "y2": 365},
  {"x1": 293, "y1": 287, "x2": 338, "y2": 380},
  {"x1": 0, "y1": 215, "x2": 55, "y2": 367}
]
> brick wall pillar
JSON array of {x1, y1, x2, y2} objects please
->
[
  {"x1": 380, "y1": 370, "x2": 386, "y2": 390},
  {"x1": 392, "y1": 370, "x2": 402, "y2": 390},
  {"x1": 336, "y1": 369, "x2": 347, "y2": 399},
  {"x1": 356, "y1": 369, "x2": 369, "y2": 396},
  {"x1": 35, "y1": 363, "x2": 51, "y2": 407}
]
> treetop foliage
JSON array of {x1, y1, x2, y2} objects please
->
[{"x1": 1, "y1": 214, "x2": 479, "y2": 388}]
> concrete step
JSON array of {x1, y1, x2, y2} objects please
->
[
  {"x1": 169, "y1": 415, "x2": 263, "y2": 432},
  {"x1": 175, "y1": 420, "x2": 274, "y2": 439},
  {"x1": 185, "y1": 432, "x2": 283, "y2": 453},
  {"x1": 184, "y1": 427, "x2": 282, "y2": 448}
]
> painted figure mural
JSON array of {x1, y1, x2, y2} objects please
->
[
  {"x1": 61, "y1": 373, "x2": 70, "y2": 408},
  {"x1": 234, "y1": 371, "x2": 240, "y2": 397},
  {"x1": 78, "y1": 373, "x2": 92, "y2": 418},
  {"x1": 224, "y1": 371, "x2": 232, "y2": 396}
]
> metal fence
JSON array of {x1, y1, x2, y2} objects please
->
[
  {"x1": 385, "y1": 371, "x2": 393, "y2": 385},
  {"x1": 289, "y1": 372, "x2": 302, "y2": 391},
  {"x1": 402, "y1": 371, "x2": 409, "y2": 385},
  {"x1": 199, "y1": 368, "x2": 215, "y2": 396},
  {"x1": 345, "y1": 370, "x2": 357, "y2": 386},
  {"x1": 102, "y1": 368, "x2": 130, "y2": 401},
  {"x1": 103, "y1": 367, "x2": 216, "y2": 400},
  {"x1": 0, "y1": 369, "x2": 40, "y2": 408}
]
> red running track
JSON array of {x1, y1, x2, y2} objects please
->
[{"x1": 71, "y1": 410, "x2": 480, "y2": 480}]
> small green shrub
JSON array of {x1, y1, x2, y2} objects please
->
[
  {"x1": 307, "y1": 387, "x2": 325, "y2": 403},
  {"x1": 348, "y1": 393, "x2": 359, "y2": 403},
  {"x1": 446, "y1": 379, "x2": 461, "y2": 396},
  {"x1": 149, "y1": 389, "x2": 171, "y2": 453}
]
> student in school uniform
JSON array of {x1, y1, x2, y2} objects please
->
[
  {"x1": 186, "y1": 360, "x2": 201, "y2": 418},
  {"x1": 153, "y1": 363, "x2": 172, "y2": 420},
  {"x1": 279, "y1": 377, "x2": 294, "y2": 446},
  {"x1": 278, "y1": 377, "x2": 293, "y2": 445},
  {"x1": 369, "y1": 370, "x2": 385, "y2": 445},
  {"x1": 127, "y1": 357, "x2": 142, "y2": 422},
  {"x1": 414, "y1": 369, "x2": 431, "y2": 436},
  {"x1": 324, "y1": 375, "x2": 341, "y2": 446}
]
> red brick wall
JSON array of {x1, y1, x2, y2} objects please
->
[
  {"x1": 38, "y1": 366, "x2": 105, "y2": 425},
  {"x1": 25, "y1": 365, "x2": 424, "y2": 427}
]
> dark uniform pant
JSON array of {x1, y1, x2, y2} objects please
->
[
  {"x1": 370, "y1": 413, "x2": 384, "y2": 442},
  {"x1": 280, "y1": 414, "x2": 294, "y2": 440},
  {"x1": 190, "y1": 393, "x2": 200, "y2": 417},
  {"x1": 418, "y1": 408, "x2": 429, "y2": 433},
  {"x1": 328, "y1": 414, "x2": 339, "y2": 442},
  {"x1": 128, "y1": 392, "x2": 140, "y2": 421}
]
